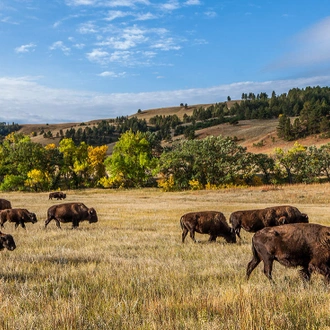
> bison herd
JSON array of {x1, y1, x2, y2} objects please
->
[
  {"x1": 1, "y1": 193, "x2": 330, "y2": 284},
  {"x1": 180, "y1": 205, "x2": 330, "y2": 283},
  {"x1": 0, "y1": 193, "x2": 98, "y2": 256}
]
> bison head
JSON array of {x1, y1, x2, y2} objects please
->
[
  {"x1": 300, "y1": 213, "x2": 309, "y2": 223},
  {"x1": 29, "y1": 212, "x2": 38, "y2": 224},
  {"x1": 0, "y1": 233, "x2": 16, "y2": 251},
  {"x1": 225, "y1": 228, "x2": 237, "y2": 243},
  {"x1": 88, "y1": 208, "x2": 98, "y2": 223}
]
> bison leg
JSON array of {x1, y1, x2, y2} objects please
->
[
  {"x1": 182, "y1": 227, "x2": 188, "y2": 243},
  {"x1": 45, "y1": 217, "x2": 62, "y2": 229},
  {"x1": 299, "y1": 267, "x2": 311, "y2": 282},
  {"x1": 208, "y1": 235, "x2": 217, "y2": 242},
  {"x1": 189, "y1": 230, "x2": 197, "y2": 243},
  {"x1": 262, "y1": 258, "x2": 275, "y2": 281},
  {"x1": 19, "y1": 221, "x2": 26, "y2": 230},
  {"x1": 246, "y1": 256, "x2": 261, "y2": 280},
  {"x1": 235, "y1": 228, "x2": 241, "y2": 239},
  {"x1": 72, "y1": 220, "x2": 79, "y2": 229}
]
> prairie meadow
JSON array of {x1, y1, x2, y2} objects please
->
[{"x1": 1, "y1": 184, "x2": 330, "y2": 329}]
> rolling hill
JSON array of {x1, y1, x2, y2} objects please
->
[{"x1": 17, "y1": 103, "x2": 330, "y2": 155}]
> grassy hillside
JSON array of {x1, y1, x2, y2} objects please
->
[{"x1": 17, "y1": 103, "x2": 330, "y2": 154}]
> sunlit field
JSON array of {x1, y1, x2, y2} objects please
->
[{"x1": 1, "y1": 184, "x2": 330, "y2": 329}]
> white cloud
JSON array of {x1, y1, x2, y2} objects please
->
[
  {"x1": 15, "y1": 43, "x2": 36, "y2": 53},
  {"x1": 49, "y1": 41, "x2": 71, "y2": 55},
  {"x1": 185, "y1": 0, "x2": 201, "y2": 5},
  {"x1": 134, "y1": 12, "x2": 157, "y2": 21},
  {"x1": 270, "y1": 16, "x2": 330, "y2": 70},
  {"x1": 104, "y1": 10, "x2": 130, "y2": 21},
  {"x1": 160, "y1": 0, "x2": 180, "y2": 11},
  {"x1": 1, "y1": 75, "x2": 329, "y2": 124},
  {"x1": 77, "y1": 21, "x2": 98, "y2": 34},
  {"x1": 151, "y1": 38, "x2": 181, "y2": 51},
  {"x1": 66, "y1": 0, "x2": 150, "y2": 7},
  {"x1": 97, "y1": 25, "x2": 148, "y2": 50},
  {"x1": 204, "y1": 11, "x2": 217, "y2": 18},
  {"x1": 98, "y1": 71, "x2": 126, "y2": 77},
  {"x1": 86, "y1": 49, "x2": 110, "y2": 64}
]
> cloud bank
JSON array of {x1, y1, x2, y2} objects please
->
[{"x1": 1, "y1": 75, "x2": 330, "y2": 124}]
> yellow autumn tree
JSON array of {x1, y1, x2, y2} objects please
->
[
  {"x1": 87, "y1": 145, "x2": 108, "y2": 179},
  {"x1": 25, "y1": 169, "x2": 50, "y2": 191}
]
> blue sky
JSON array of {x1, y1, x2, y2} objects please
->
[{"x1": 1, "y1": 0, "x2": 330, "y2": 124}]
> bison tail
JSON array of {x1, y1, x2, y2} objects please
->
[{"x1": 179, "y1": 216, "x2": 185, "y2": 230}]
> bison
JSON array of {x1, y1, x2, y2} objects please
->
[
  {"x1": 0, "y1": 208, "x2": 37, "y2": 229},
  {"x1": 180, "y1": 211, "x2": 236, "y2": 243},
  {"x1": 229, "y1": 205, "x2": 308, "y2": 239},
  {"x1": 0, "y1": 231, "x2": 16, "y2": 251},
  {"x1": 0, "y1": 198, "x2": 11, "y2": 210},
  {"x1": 49, "y1": 192, "x2": 66, "y2": 200},
  {"x1": 44, "y1": 202, "x2": 98, "y2": 229},
  {"x1": 246, "y1": 223, "x2": 330, "y2": 283}
]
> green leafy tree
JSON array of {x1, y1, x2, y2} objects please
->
[
  {"x1": 158, "y1": 136, "x2": 249, "y2": 189},
  {"x1": 273, "y1": 142, "x2": 308, "y2": 184},
  {"x1": 103, "y1": 130, "x2": 158, "y2": 188}
]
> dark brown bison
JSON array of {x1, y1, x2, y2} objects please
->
[
  {"x1": 0, "y1": 198, "x2": 11, "y2": 210},
  {"x1": 229, "y1": 205, "x2": 308, "y2": 238},
  {"x1": 246, "y1": 223, "x2": 330, "y2": 283},
  {"x1": 49, "y1": 192, "x2": 66, "y2": 200},
  {"x1": 0, "y1": 208, "x2": 37, "y2": 229},
  {"x1": 44, "y1": 202, "x2": 98, "y2": 229},
  {"x1": 180, "y1": 211, "x2": 236, "y2": 243},
  {"x1": 0, "y1": 231, "x2": 16, "y2": 251}
]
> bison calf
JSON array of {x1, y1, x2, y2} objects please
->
[
  {"x1": 180, "y1": 211, "x2": 236, "y2": 243},
  {"x1": 45, "y1": 202, "x2": 98, "y2": 229},
  {"x1": 0, "y1": 231, "x2": 16, "y2": 251},
  {"x1": 49, "y1": 192, "x2": 66, "y2": 200},
  {"x1": 246, "y1": 223, "x2": 330, "y2": 283},
  {"x1": 0, "y1": 208, "x2": 37, "y2": 229}
]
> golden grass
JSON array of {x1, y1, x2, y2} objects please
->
[{"x1": 1, "y1": 184, "x2": 330, "y2": 329}]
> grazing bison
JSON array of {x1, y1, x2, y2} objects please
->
[
  {"x1": 49, "y1": 192, "x2": 66, "y2": 200},
  {"x1": 246, "y1": 223, "x2": 330, "y2": 283},
  {"x1": 0, "y1": 231, "x2": 16, "y2": 251},
  {"x1": 180, "y1": 211, "x2": 236, "y2": 243},
  {"x1": 229, "y1": 205, "x2": 308, "y2": 238},
  {"x1": 0, "y1": 198, "x2": 11, "y2": 210},
  {"x1": 0, "y1": 208, "x2": 37, "y2": 229},
  {"x1": 45, "y1": 202, "x2": 98, "y2": 229}
]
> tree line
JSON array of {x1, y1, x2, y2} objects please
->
[{"x1": 2, "y1": 130, "x2": 330, "y2": 192}]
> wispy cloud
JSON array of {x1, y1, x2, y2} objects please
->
[
  {"x1": 269, "y1": 16, "x2": 330, "y2": 70},
  {"x1": 185, "y1": 0, "x2": 201, "y2": 5},
  {"x1": 66, "y1": 0, "x2": 150, "y2": 7},
  {"x1": 49, "y1": 41, "x2": 71, "y2": 55},
  {"x1": 104, "y1": 10, "x2": 130, "y2": 21},
  {"x1": 160, "y1": 0, "x2": 180, "y2": 11},
  {"x1": 98, "y1": 71, "x2": 126, "y2": 77},
  {"x1": 15, "y1": 43, "x2": 36, "y2": 53}
]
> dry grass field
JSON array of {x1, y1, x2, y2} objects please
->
[{"x1": 1, "y1": 184, "x2": 330, "y2": 329}]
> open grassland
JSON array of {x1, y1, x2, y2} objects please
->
[{"x1": 1, "y1": 185, "x2": 330, "y2": 329}]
